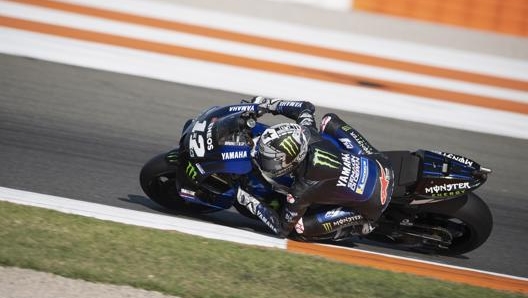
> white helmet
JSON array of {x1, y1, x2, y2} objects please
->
[{"x1": 256, "y1": 123, "x2": 310, "y2": 178}]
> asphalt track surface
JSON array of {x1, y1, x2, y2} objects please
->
[{"x1": 1, "y1": 53, "x2": 527, "y2": 278}]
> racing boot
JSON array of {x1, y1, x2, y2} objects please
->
[{"x1": 236, "y1": 188, "x2": 284, "y2": 236}]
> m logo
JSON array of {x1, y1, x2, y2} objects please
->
[
  {"x1": 279, "y1": 136, "x2": 300, "y2": 157},
  {"x1": 322, "y1": 222, "x2": 333, "y2": 232},
  {"x1": 341, "y1": 125, "x2": 353, "y2": 132},
  {"x1": 186, "y1": 161, "x2": 198, "y2": 180},
  {"x1": 312, "y1": 148, "x2": 341, "y2": 169}
]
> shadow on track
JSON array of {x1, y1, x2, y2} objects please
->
[{"x1": 120, "y1": 195, "x2": 472, "y2": 258}]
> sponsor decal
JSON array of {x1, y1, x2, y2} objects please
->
[
  {"x1": 436, "y1": 151, "x2": 474, "y2": 167},
  {"x1": 336, "y1": 154, "x2": 361, "y2": 191},
  {"x1": 279, "y1": 136, "x2": 300, "y2": 157},
  {"x1": 425, "y1": 182, "x2": 470, "y2": 194},
  {"x1": 338, "y1": 138, "x2": 354, "y2": 150},
  {"x1": 166, "y1": 151, "x2": 179, "y2": 163},
  {"x1": 206, "y1": 122, "x2": 214, "y2": 151},
  {"x1": 429, "y1": 191, "x2": 467, "y2": 198},
  {"x1": 356, "y1": 158, "x2": 369, "y2": 195},
  {"x1": 322, "y1": 222, "x2": 333, "y2": 232},
  {"x1": 256, "y1": 206, "x2": 279, "y2": 234},
  {"x1": 341, "y1": 125, "x2": 352, "y2": 132},
  {"x1": 312, "y1": 148, "x2": 341, "y2": 169},
  {"x1": 229, "y1": 105, "x2": 255, "y2": 112},
  {"x1": 320, "y1": 115, "x2": 331, "y2": 132},
  {"x1": 186, "y1": 161, "x2": 198, "y2": 180},
  {"x1": 376, "y1": 160, "x2": 390, "y2": 205},
  {"x1": 278, "y1": 101, "x2": 303, "y2": 108},
  {"x1": 321, "y1": 214, "x2": 363, "y2": 232},
  {"x1": 295, "y1": 218, "x2": 305, "y2": 234},
  {"x1": 223, "y1": 141, "x2": 246, "y2": 146},
  {"x1": 189, "y1": 120, "x2": 207, "y2": 157},
  {"x1": 221, "y1": 151, "x2": 248, "y2": 160},
  {"x1": 179, "y1": 188, "x2": 196, "y2": 199},
  {"x1": 332, "y1": 215, "x2": 363, "y2": 227},
  {"x1": 323, "y1": 207, "x2": 344, "y2": 219},
  {"x1": 349, "y1": 131, "x2": 374, "y2": 154}
]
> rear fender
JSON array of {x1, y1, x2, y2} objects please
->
[{"x1": 412, "y1": 150, "x2": 490, "y2": 203}]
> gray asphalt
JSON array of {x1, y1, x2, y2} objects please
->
[{"x1": 1, "y1": 54, "x2": 527, "y2": 277}]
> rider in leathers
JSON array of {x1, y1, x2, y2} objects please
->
[{"x1": 236, "y1": 97, "x2": 394, "y2": 239}]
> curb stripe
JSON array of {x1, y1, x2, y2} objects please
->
[
  {"x1": 1, "y1": 186, "x2": 527, "y2": 294},
  {"x1": 6, "y1": 0, "x2": 528, "y2": 92},
  {"x1": 287, "y1": 241, "x2": 528, "y2": 294},
  {"x1": 1, "y1": 16, "x2": 528, "y2": 115},
  {"x1": 0, "y1": 187, "x2": 287, "y2": 249}
]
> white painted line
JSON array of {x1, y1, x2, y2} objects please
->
[
  {"x1": 2, "y1": 186, "x2": 527, "y2": 282},
  {"x1": 57, "y1": 0, "x2": 528, "y2": 80},
  {"x1": 266, "y1": 0, "x2": 351, "y2": 10},
  {"x1": 3, "y1": 1, "x2": 525, "y2": 103},
  {"x1": 2, "y1": 27, "x2": 527, "y2": 139},
  {"x1": 318, "y1": 243, "x2": 528, "y2": 281},
  {"x1": 0, "y1": 186, "x2": 287, "y2": 249}
]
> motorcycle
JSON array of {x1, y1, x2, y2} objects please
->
[{"x1": 140, "y1": 103, "x2": 493, "y2": 255}]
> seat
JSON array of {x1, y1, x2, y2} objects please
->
[{"x1": 382, "y1": 151, "x2": 420, "y2": 197}]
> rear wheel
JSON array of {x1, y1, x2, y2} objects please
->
[
  {"x1": 370, "y1": 193, "x2": 493, "y2": 255},
  {"x1": 139, "y1": 151, "x2": 216, "y2": 213},
  {"x1": 420, "y1": 193, "x2": 492, "y2": 255}
]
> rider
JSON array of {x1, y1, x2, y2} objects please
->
[{"x1": 236, "y1": 96, "x2": 394, "y2": 239}]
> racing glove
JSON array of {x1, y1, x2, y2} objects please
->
[{"x1": 250, "y1": 96, "x2": 280, "y2": 116}]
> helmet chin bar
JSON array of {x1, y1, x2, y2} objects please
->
[{"x1": 253, "y1": 159, "x2": 291, "y2": 195}]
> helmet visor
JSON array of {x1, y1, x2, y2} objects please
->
[{"x1": 256, "y1": 151, "x2": 286, "y2": 177}]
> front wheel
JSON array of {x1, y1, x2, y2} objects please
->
[{"x1": 139, "y1": 151, "x2": 216, "y2": 213}]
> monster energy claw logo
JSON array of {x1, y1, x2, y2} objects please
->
[
  {"x1": 279, "y1": 136, "x2": 300, "y2": 157},
  {"x1": 167, "y1": 152, "x2": 179, "y2": 163},
  {"x1": 186, "y1": 161, "x2": 198, "y2": 180},
  {"x1": 322, "y1": 222, "x2": 333, "y2": 232},
  {"x1": 312, "y1": 148, "x2": 341, "y2": 169}
]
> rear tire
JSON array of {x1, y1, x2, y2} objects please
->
[
  {"x1": 417, "y1": 193, "x2": 493, "y2": 255},
  {"x1": 139, "y1": 152, "x2": 215, "y2": 213},
  {"x1": 369, "y1": 193, "x2": 493, "y2": 255}
]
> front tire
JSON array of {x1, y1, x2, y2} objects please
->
[{"x1": 139, "y1": 152, "x2": 215, "y2": 213}]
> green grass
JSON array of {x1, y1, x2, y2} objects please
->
[{"x1": 0, "y1": 200, "x2": 524, "y2": 298}]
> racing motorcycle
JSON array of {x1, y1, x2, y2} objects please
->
[{"x1": 140, "y1": 103, "x2": 493, "y2": 255}]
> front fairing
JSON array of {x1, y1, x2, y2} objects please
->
[{"x1": 179, "y1": 104, "x2": 263, "y2": 181}]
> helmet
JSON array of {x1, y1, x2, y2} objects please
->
[{"x1": 256, "y1": 123, "x2": 310, "y2": 178}]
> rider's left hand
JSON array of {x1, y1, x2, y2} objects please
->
[{"x1": 251, "y1": 96, "x2": 279, "y2": 116}]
